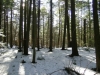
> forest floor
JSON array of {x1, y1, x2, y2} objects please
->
[{"x1": 0, "y1": 47, "x2": 100, "y2": 75}]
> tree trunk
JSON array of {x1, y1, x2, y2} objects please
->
[
  {"x1": 10, "y1": 7, "x2": 13, "y2": 48},
  {"x1": 0, "y1": 0, "x2": 3, "y2": 41},
  {"x1": 46, "y1": 15, "x2": 50, "y2": 48},
  {"x1": 4, "y1": 9, "x2": 6, "y2": 42},
  {"x1": 0, "y1": 0, "x2": 2, "y2": 29},
  {"x1": 19, "y1": 0, "x2": 23, "y2": 52},
  {"x1": 83, "y1": 19, "x2": 86, "y2": 46},
  {"x1": 6, "y1": 13, "x2": 8, "y2": 47},
  {"x1": 24, "y1": 0, "x2": 27, "y2": 54},
  {"x1": 32, "y1": 0, "x2": 36, "y2": 63},
  {"x1": 25, "y1": 0, "x2": 32, "y2": 55},
  {"x1": 37, "y1": 0, "x2": 40, "y2": 51},
  {"x1": 70, "y1": 0, "x2": 79, "y2": 57},
  {"x1": 62, "y1": 0, "x2": 68, "y2": 50},
  {"x1": 67, "y1": 15, "x2": 70, "y2": 47},
  {"x1": 42, "y1": 15, "x2": 44, "y2": 48},
  {"x1": 88, "y1": 0, "x2": 91, "y2": 47},
  {"x1": 49, "y1": 0, "x2": 53, "y2": 52},
  {"x1": 93, "y1": 0, "x2": 100, "y2": 71},
  {"x1": 58, "y1": 2, "x2": 61, "y2": 48}
]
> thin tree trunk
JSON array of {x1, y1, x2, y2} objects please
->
[
  {"x1": 49, "y1": 0, "x2": 53, "y2": 52},
  {"x1": 0, "y1": 0, "x2": 3, "y2": 41},
  {"x1": 24, "y1": 0, "x2": 27, "y2": 54},
  {"x1": 10, "y1": 7, "x2": 13, "y2": 48},
  {"x1": 37, "y1": 0, "x2": 40, "y2": 51},
  {"x1": 83, "y1": 19, "x2": 86, "y2": 46},
  {"x1": 58, "y1": 2, "x2": 61, "y2": 48},
  {"x1": 4, "y1": 9, "x2": 6, "y2": 42},
  {"x1": 46, "y1": 15, "x2": 50, "y2": 48},
  {"x1": 42, "y1": 15, "x2": 44, "y2": 48},
  {"x1": 88, "y1": 0, "x2": 91, "y2": 47},
  {"x1": 67, "y1": 15, "x2": 70, "y2": 47},
  {"x1": 6, "y1": 13, "x2": 8, "y2": 47},
  {"x1": 0, "y1": 0, "x2": 2, "y2": 29},
  {"x1": 81, "y1": 1, "x2": 83, "y2": 46}
]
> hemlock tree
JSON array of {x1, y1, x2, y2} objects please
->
[
  {"x1": 92, "y1": 0, "x2": 100, "y2": 71},
  {"x1": 70, "y1": 0, "x2": 79, "y2": 57}
]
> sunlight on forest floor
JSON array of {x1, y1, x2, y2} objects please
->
[{"x1": 0, "y1": 47, "x2": 99, "y2": 75}]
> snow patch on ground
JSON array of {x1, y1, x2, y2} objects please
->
[{"x1": 0, "y1": 47, "x2": 99, "y2": 75}]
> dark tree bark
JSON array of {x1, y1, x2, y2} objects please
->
[
  {"x1": 49, "y1": 0, "x2": 53, "y2": 52},
  {"x1": 93, "y1": 0, "x2": 100, "y2": 71},
  {"x1": 67, "y1": 16, "x2": 70, "y2": 47},
  {"x1": 19, "y1": 0, "x2": 23, "y2": 52},
  {"x1": 70, "y1": 0, "x2": 79, "y2": 57},
  {"x1": 24, "y1": 0, "x2": 32, "y2": 55},
  {"x1": 83, "y1": 19, "x2": 86, "y2": 46},
  {"x1": 0, "y1": 0, "x2": 3, "y2": 41},
  {"x1": 0, "y1": 0, "x2": 3, "y2": 29},
  {"x1": 32, "y1": 0, "x2": 36, "y2": 63},
  {"x1": 6, "y1": 14, "x2": 8, "y2": 47},
  {"x1": 37, "y1": 0, "x2": 40, "y2": 51},
  {"x1": 4, "y1": 9, "x2": 6, "y2": 42},
  {"x1": 10, "y1": 7, "x2": 13, "y2": 48},
  {"x1": 62, "y1": 0, "x2": 68, "y2": 50}
]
